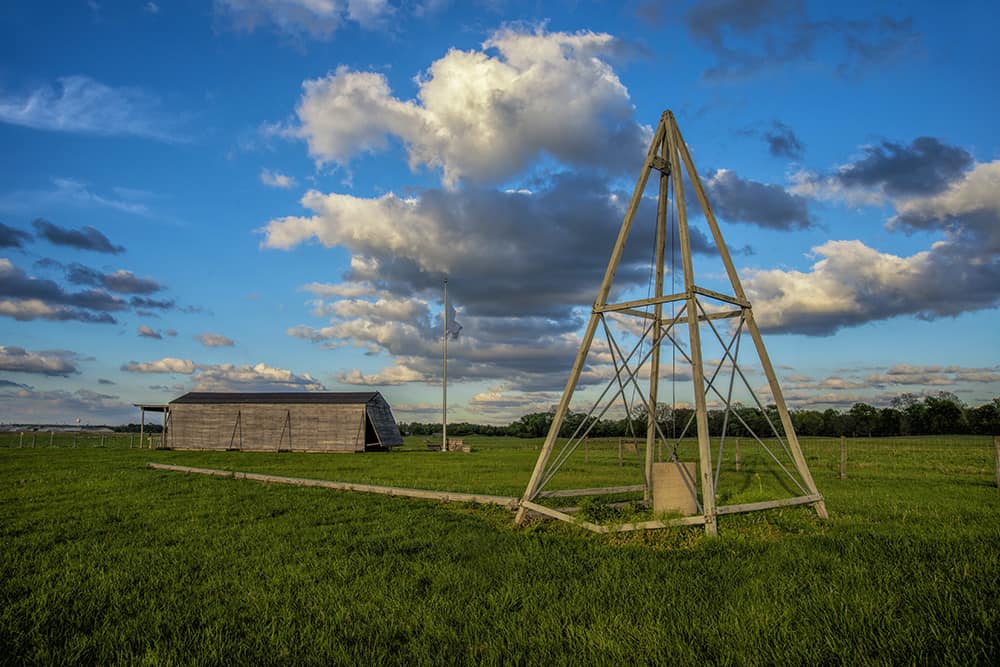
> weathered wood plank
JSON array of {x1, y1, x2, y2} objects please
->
[
  {"x1": 601, "y1": 515, "x2": 707, "y2": 533},
  {"x1": 691, "y1": 285, "x2": 750, "y2": 309},
  {"x1": 594, "y1": 291, "x2": 687, "y2": 313},
  {"x1": 519, "y1": 500, "x2": 576, "y2": 523},
  {"x1": 715, "y1": 494, "x2": 823, "y2": 516},
  {"x1": 536, "y1": 484, "x2": 645, "y2": 498},
  {"x1": 146, "y1": 463, "x2": 519, "y2": 508}
]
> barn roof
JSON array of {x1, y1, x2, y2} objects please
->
[{"x1": 170, "y1": 392, "x2": 381, "y2": 405}]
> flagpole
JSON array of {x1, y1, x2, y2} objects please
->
[{"x1": 442, "y1": 277, "x2": 448, "y2": 452}]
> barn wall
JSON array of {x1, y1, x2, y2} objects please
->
[{"x1": 169, "y1": 403, "x2": 367, "y2": 452}]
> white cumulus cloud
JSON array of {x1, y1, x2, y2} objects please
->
[
  {"x1": 260, "y1": 168, "x2": 297, "y2": 188},
  {"x1": 291, "y1": 26, "x2": 649, "y2": 186},
  {"x1": 121, "y1": 357, "x2": 196, "y2": 374}
]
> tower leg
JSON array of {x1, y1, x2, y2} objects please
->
[
  {"x1": 645, "y1": 136, "x2": 669, "y2": 506},
  {"x1": 674, "y1": 114, "x2": 827, "y2": 522},
  {"x1": 668, "y1": 118, "x2": 717, "y2": 535},
  {"x1": 515, "y1": 311, "x2": 602, "y2": 524},
  {"x1": 744, "y1": 310, "x2": 829, "y2": 518}
]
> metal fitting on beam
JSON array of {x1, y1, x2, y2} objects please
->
[{"x1": 650, "y1": 156, "x2": 670, "y2": 173}]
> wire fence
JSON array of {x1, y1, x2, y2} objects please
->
[
  {"x1": 2, "y1": 432, "x2": 997, "y2": 489},
  {"x1": 0, "y1": 431, "x2": 164, "y2": 449}
]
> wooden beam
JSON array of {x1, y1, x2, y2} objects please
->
[
  {"x1": 668, "y1": 113, "x2": 718, "y2": 536},
  {"x1": 674, "y1": 122, "x2": 747, "y2": 302},
  {"x1": 744, "y1": 308, "x2": 829, "y2": 519},
  {"x1": 716, "y1": 494, "x2": 823, "y2": 516},
  {"x1": 600, "y1": 515, "x2": 707, "y2": 533},
  {"x1": 594, "y1": 119, "x2": 666, "y2": 308},
  {"x1": 611, "y1": 307, "x2": 742, "y2": 323},
  {"x1": 674, "y1": 114, "x2": 827, "y2": 522},
  {"x1": 692, "y1": 285, "x2": 750, "y2": 309},
  {"x1": 995, "y1": 436, "x2": 1000, "y2": 491},
  {"x1": 514, "y1": 311, "x2": 602, "y2": 524},
  {"x1": 536, "y1": 484, "x2": 645, "y2": 498},
  {"x1": 519, "y1": 500, "x2": 579, "y2": 524},
  {"x1": 595, "y1": 291, "x2": 686, "y2": 314},
  {"x1": 699, "y1": 309, "x2": 743, "y2": 322},
  {"x1": 646, "y1": 129, "x2": 669, "y2": 505},
  {"x1": 516, "y1": 120, "x2": 668, "y2": 525},
  {"x1": 559, "y1": 501, "x2": 635, "y2": 514},
  {"x1": 146, "y1": 463, "x2": 520, "y2": 509}
]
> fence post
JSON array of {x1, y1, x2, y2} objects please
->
[
  {"x1": 49, "y1": 431, "x2": 53, "y2": 447},
  {"x1": 994, "y1": 435, "x2": 999, "y2": 491},
  {"x1": 618, "y1": 437, "x2": 623, "y2": 467},
  {"x1": 19, "y1": 432, "x2": 23, "y2": 448},
  {"x1": 840, "y1": 435, "x2": 847, "y2": 480},
  {"x1": 32, "y1": 432, "x2": 36, "y2": 447},
  {"x1": 584, "y1": 437, "x2": 589, "y2": 463},
  {"x1": 735, "y1": 437, "x2": 741, "y2": 472},
  {"x1": 73, "y1": 433, "x2": 77, "y2": 448}
]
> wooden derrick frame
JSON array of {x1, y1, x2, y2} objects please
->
[
  {"x1": 146, "y1": 111, "x2": 826, "y2": 538},
  {"x1": 514, "y1": 110, "x2": 828, "y2": 534}
]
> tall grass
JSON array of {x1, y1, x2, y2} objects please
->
[{"x1": 1, "y1": 436, "x2": 998, "y2": 664}]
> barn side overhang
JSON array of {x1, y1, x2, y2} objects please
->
[{"x1": 133, "y1": 403, "x2": 170, "y2": 447}]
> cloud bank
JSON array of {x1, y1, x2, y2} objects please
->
[{"x1": 291, "y1": 27, "x2": 649, "y2": 187}]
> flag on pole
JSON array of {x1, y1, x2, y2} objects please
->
[{"x1": 445, "y1": 303, "x2": 462, "y2": 340}]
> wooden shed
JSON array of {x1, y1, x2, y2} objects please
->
[{"x1": 166, "y1": 392, "x2": 403, "y2": 452}]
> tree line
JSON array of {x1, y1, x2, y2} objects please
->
[{"x1": 399, "y1": 393, "x2": 1000, "y2": 438}]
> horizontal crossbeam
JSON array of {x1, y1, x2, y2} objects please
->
[
  {"x1": 612, "y1": 306, "x2": 744, "y2": 323},
  {"x1": 595, "y1": 291, "x2": 687, "y2": 313},
  {"x1": 536, "y1": 484, "x2": 645, "y2": 498},
  {"x1": 716, "y1": 494, "x2": 822, "y2": 516},
  {"x1": 692, "y1": 285, "x2": 750, "y2": 308}
]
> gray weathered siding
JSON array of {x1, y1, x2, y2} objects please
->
[{"x1": 169, "y1": 403, "x2": 367, "y2": 452}]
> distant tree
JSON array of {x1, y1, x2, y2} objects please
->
[
  {"x1": 509, "y1": 411, "x2": 553, "y2": 438},
  {"x1": 893, "y1": 393, "x2": 927, "y2": 435},
  {"x1": 923, "y1": 392, "x2": 967, "y2": 435},
  {"x1": 400, "y1": 395, "x2": 998, "y2": 441},
  {"x1": 560, "y1": 411, "x2": 587, "y2": 438},
  {"x1": 792, "y1": 409, "x2": 825, "y2": 436},
  {"x1": 875, "y1": 408, "x2": 901, "y2": 437},
  {"x1": 848, "y1": 403, "x2": 879, "y2": 437},
  {"x1": 821, "y1": 409, "x2": 843, "y2": 436},
  {"x1": 966, "y1": 398, "x2": 1000, "y2": 435}
]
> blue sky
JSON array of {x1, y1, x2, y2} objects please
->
[{"x1": 1, "y1": 0, "x2": 998, "y2": 425}]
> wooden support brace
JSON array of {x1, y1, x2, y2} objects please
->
[
  {"x1": 595, "y1": 291, "x2": 687, "y2": 314},
  {"x1": 692, "y1": 285, "x2": 750, "y2": 309},
  {"x1": 536, "y1": 484, "x2": 645, "y2": 499},
  {"x1": 146, "y1": 463, "x2": 520, "y2": 509},
  {"x1": 994, "y1": 436, "x2": 999, "y2": 491},
  {"x1": 716, "y1": 494, "x2": 823, "y2": 516}
]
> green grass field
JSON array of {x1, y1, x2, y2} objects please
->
[{"x1": 1, "y1": 435, "x2": 998, "y2": 665}]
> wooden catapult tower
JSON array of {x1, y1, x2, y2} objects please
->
[{"x1": 515, "y1": 110, "x2": 828, "y2": 534}]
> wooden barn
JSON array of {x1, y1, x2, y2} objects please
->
[{"x1": 165, "y1": 392, "x2": 403, "y2": 452}]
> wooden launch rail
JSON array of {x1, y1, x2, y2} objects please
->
[
  {"x1": 146, "y1": 462, "x2": 520, "y2": 509},
  {"x1": 147, "y1": 463, "x2": 823, "y2": 533}
]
